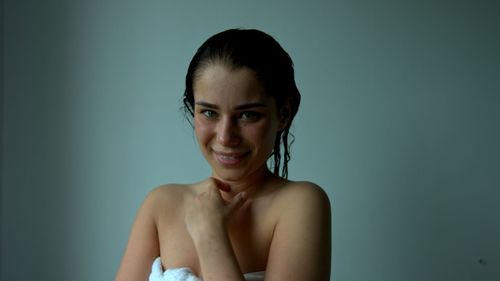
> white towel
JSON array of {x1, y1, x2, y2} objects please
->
[
  {"x1": 149, "y1": 257, "x2": 201, "y2": 281},
  {"x1": 242, "y1": 271, "x2": 265, "y2": 281},
  {"x1": 148, "y1": 257, "x2": 265, "y2": 281}
]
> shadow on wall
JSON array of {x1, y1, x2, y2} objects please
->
[
  {"x1": 1, "y1": 1, "x2": 79, "y2": 279},
  {"x1": 1, "y1": 0, "x2": 4, "y2": 277}
]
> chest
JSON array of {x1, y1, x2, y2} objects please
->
[{"x1": 157, "y1": 203, "x2": 275, "y2": 275}]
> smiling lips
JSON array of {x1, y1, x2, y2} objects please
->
[{"x1": 213, "y1": 150, "x2": 249, "y2": 166}]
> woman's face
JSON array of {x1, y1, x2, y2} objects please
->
[{"x1": 193, "y1": 64, "x2": 286, "y2": 182}]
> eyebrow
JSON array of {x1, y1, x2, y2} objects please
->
[{"x1": 195, "y1": 101, "x2": 267, "y2": 110}]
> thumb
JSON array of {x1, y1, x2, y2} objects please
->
[{"x1": 226, "y1": 192, "x2": 248, "y2": 215}]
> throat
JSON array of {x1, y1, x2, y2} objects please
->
[{"x1": 214, "y1": 169, "x2": 274, "y2": 200}]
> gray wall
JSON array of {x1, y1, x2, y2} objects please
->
[
  {"x1": 2, "y1": 0, "x2": 499, "y2": 280},
  {"x1": 0, "y1": 0, "x2": 3, "y2": 277}
]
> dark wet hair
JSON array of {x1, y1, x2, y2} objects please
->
[{"x1": 183, "y1": 28, "x2": 301, "y2": 178}]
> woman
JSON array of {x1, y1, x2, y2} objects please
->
[{"x1": 115, "y1": 28, "x2": 331, "y2": 281}]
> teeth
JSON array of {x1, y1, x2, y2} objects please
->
[{"x1": 219, "y1": 155, "x2": 239, "y2": 160}]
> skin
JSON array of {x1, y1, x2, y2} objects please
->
[{"x1": 115, "y1": 64, "x2": 331, "y2": 281}]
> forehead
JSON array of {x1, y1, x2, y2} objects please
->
[{"x1": 193, "y1": 64, "x2": 271, "y2": 104}]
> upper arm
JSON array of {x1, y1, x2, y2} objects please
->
[
  {"x1": 265, "y1": 183, "x2": 332, "y2": 281},
  {"x1": 115, "y1": 188, "x2": 162, "y2": 281}
]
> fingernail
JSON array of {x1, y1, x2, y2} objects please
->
[
  {"x1": 240, "y1": 192, "x2": 247, "y2": 200},
  {"x1": 213, "y1": 178, "x2": 231, "y2": 192}
]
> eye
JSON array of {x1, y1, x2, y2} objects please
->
[
  {"x1": 200, "y1": 110, "x2": 217, "y2": 119},
  {"x1": 240, "y1": 111, "x2": 261, "y2": 121}
]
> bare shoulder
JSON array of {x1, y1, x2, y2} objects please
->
[
  {"x1": 115, "y1": 183, "x2": 195, "y2": 281},
  {"x1": 273, "y1": 180, "x2": 331, "y2": 214},
  {"x1": 143, "y1": 183, "x2": 196, "y2": 220},
  {"x1": 265, "y1": 180, "x2": 332, "y2": 280},
  {"x1": 147, "y1": 183, "x2": 193, "y2": 202}
]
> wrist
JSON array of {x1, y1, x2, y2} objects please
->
[{"x1": 191, "y1": 224, "x2": 228, "y2": 248}]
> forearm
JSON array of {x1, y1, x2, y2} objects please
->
[{"x1": 193, "y1": 227, "x2": 245, "y2": 281}]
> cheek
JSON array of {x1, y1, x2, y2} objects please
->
[
  {"x1": 246, "y1": 121, "x2": 278, "y2": 147},
  {"x1": 194, "y1": 117, "x2": 213, "y2": 144}
]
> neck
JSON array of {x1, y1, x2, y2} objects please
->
[{"x1": 212, "y1": 168, "x2": 274, "y2": 201}]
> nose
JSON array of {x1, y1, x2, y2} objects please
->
[{"x1": 217, "y1": 116, "x2": 240, "y2": 146}]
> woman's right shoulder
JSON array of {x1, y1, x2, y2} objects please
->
[
  {"x1": 116, "y1": 183, "x2": 196, "y2": 280},
  {"x1": 140, "y1": 183, "x2": 196, "y2": 218},
  {"x1": 147, "y1": 183, "x2": 193, "y2": 200}
]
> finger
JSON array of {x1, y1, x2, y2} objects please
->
[
  {"x1": 212, "y1": 177, "x2": 231, "y2": 192},
  {"x1": 204, "y1": 179, "x2": 225, "y2": 203},
  {"x1": 226, "y1": 192, "x2": 247, "y2": 215}
]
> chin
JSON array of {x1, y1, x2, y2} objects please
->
[{"x1": 212, "y1": 169, "x2": 248, "y2": 182}]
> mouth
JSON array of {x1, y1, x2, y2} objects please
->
[{"x1": 212, "y1": 150, "x2": 249, "y2": 167}]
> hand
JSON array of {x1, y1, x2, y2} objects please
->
[{"x1": 185, "y1": 178, "x2": 247, "y2": 242}]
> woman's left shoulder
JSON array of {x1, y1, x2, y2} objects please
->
[
  {"x1": 265, "y1": 180, "x2": 331, "y2": 280},
  {"x1": 274, "y1": 180, "x2": 331, "y2": 210},
  {"x1": 279, "y1": 180, "x2": 329, "y2": 198}
]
